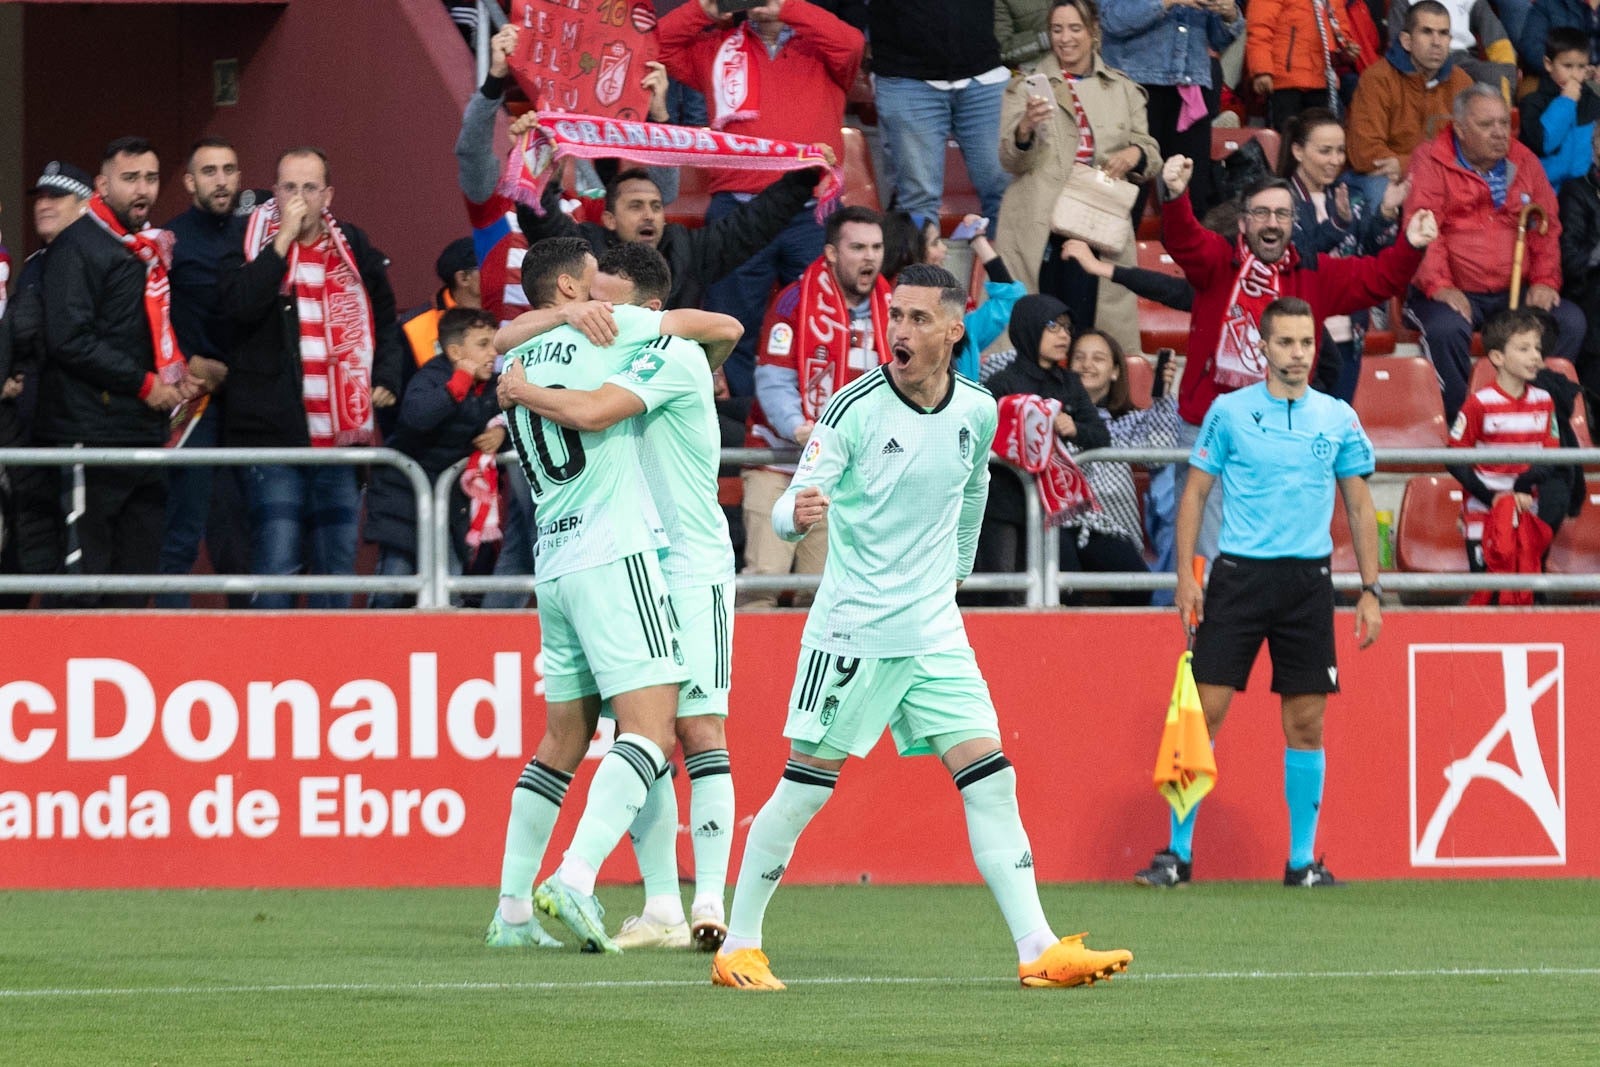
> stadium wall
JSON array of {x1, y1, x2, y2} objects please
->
[{"x1": 0, "y1": 611, "x2": 1589, "y2": 888}]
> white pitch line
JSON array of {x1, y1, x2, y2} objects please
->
[{"x1": 3, "y1": 967, "x2": 1598, "y2": 1000}]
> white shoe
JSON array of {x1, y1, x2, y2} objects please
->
[
  {"x1": 690, "y1": 903, "x2": 728, "y2": 953},
  {"x1": 612, "y1": 913, "x2": 691, "y2": 950}
]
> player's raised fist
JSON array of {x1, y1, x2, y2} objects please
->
[
  {"x1": 1161, "y1": 155, "x2": 1193, "y2": 201},
  {"x1": 792, "y1": 487, "x2": 830, "y2": 533}
]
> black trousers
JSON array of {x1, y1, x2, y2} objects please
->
[{"x1": 42, "y1": 462, "x2": 166, "y2": 608}]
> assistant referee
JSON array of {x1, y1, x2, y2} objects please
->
[{"x1": 1136, "y1": 296, "x2": 1383, "y2": 890}]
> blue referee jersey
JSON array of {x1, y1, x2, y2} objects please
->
[{"x1": 1190, "y1": 382, "x2": 1375, "y2": 560}]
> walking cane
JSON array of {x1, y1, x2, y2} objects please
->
[{"x1": 1510, "y1": 202, "x2": 1549, "y2": 309}]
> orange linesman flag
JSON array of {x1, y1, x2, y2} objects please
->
[
  {"x1": 1153, "y1": 649, "x2": 1217, "y2": 820},
  {"x1": 1154, "y1": 556, "x2": 1217, "y2": 819}
]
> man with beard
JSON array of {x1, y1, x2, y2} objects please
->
[
  {"x1": 739, "y1": 206, "x2": 889, "y2": 609},
  {"x1": 156, "y1": 136, "x2": 251, "y2": 607},
  {"x1": 1153, "y1": 155, "x2": 1438, "y2": 573},
  {"x1": 36, "y1": 137, "x2": 185, "y2": 605},
  {"x1": 710, "y1": 264, "x2": 1133, "y2": 992}
]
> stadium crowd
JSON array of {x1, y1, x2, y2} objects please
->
[{"x1": 1, "y1": 0, "x2": 1596, "y2": 609}]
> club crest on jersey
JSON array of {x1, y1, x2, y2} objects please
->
[
  {"x1": 624, "y1": 352, "x2": 664, "y2": 382},
  {"x1": 958, "y1": 426, "x2": 972, "y2": 460},
  {"x1": 820, "y1": 694, "x2": 839, "y2": 726}
]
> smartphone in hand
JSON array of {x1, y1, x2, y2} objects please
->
[
  {"x1": 1023, "y1": 72, "x2": 1052, "y2": 99},
  {"x1": 951, "y1": 217, "x2": 990, "y2": 241},
  {"x1": 1151, "y1": 348, "x2": 1175, "y2": 400}
]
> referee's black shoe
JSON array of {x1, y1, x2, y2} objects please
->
[
  {"x1": 1283, "y1": 856, "x2": 1340, "y2": 887},
  {"x1": 1134, "y1": 849, "x2": 1192, "y2": 887}
]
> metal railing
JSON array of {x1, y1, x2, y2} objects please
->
[
  {"x1": 0, "y1": 448, "x2": 436, "y2": 606},
  {"x1": 5, "y1": 444, "x2": 1600, "y2": 608}
]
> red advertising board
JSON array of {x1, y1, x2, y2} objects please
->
[
  {"x1": 0, "y1": 611, "x2": 1592, "y2": 888},
  {"x1": 508, "y1": 0, "x2": 659, "y2": 118}
]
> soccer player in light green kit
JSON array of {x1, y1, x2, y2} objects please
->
[
  {"x1": 484, "y1": 237, "x2": 740, "y2": 953},
  {"x1": 494, "y1": 243, "x2": 741, "y2": 952},
  {"x1": 711, "y1": 264, "x2": 1134, "y2": 991}
]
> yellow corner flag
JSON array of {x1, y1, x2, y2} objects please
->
[{"x1": 1154, "y1": 557, "x2": 1217, "y2": 820}]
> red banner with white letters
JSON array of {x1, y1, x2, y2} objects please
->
[
  {"x1": 507, "y1": 0, "x2": 659, "y2": 118},
  {"x1": 0, "y1": 611, "x2": 1594, "y2": 888}
]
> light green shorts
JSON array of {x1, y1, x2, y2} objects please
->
[
  {"x1": 783, "y1": 645, "x2": 999, "y2": 758},
  {"x1": 537, "y1": 552, "x2": 687, "y2": 703},
  {"x1": 669, "y1": 579, "x2": 733, "y2": 719}
]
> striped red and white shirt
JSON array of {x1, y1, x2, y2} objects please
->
[
  {"x1": 1449, "y1": 381, "x2": 1560, "y2": 539},
  {"x1": 292, "y1": 238, "x2": 335, "y2": 447}
]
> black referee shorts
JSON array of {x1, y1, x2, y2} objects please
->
[{"x1": 1191, "y1": 554, "x2": 1338, "y2": 695}]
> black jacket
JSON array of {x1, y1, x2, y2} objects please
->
[
  {"x1": 868, "y1": 0, "x2": 1000, "y2": 81},
  {"x1": 1557, "y1": 168, "x2": 1600, "y2": 397},
  {"x1": 217, "y1": 219, "x2": 403, "y2": 447},
  {"x1": 364, "y1": 355, "x2": 502, "y2": 555},
  {"x1": 517, "y1": 167, "x2": 821, "y2": 311},
  {"x1": 35, "y1": 215, "x2": 169, "y2": 446},
  {"x1": 984, "y1": 298, "x2": 1110, "y2": 526}
]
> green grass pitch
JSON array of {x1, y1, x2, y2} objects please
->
[{"x1": 4, "y1": 881, "x2": 1597, "y2": 1065}]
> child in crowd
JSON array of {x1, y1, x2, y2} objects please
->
[
  {"x1": 1446, "y1": 309, "x2": 1571, "y2": 603},
  {"x1": 1519, "y1": 27, "x2": 1600, "y2": 193}
]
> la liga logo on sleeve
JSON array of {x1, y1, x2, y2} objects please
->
[{"x1": 800, "y1": 437, "x2": 823, "y2": 467}]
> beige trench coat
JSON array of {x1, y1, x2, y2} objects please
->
[{"x1": 994, "y1": 51, "x2": 1161, "y2": 355}]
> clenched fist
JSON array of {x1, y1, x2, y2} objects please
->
[{"x1": 1161, "y1": 155, "x2": 1194, "y2": 201}]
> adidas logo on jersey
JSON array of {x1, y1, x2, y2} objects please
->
[
  {"x1": 685, "y1": 685, "x2": 708, "y2": 700},
  {"x1": 881, "y1": 438, "x2": 904, "y2": 455}
]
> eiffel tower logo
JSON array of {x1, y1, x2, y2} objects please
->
[{"x1": 1411, "y1": 645, "x2": 1565, "y2": 866}]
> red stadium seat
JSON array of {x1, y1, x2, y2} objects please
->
[
  {"x1": 1396, "y1": 475, "x2": 1468, "y2": 574},
  {"x1": 940, "y1": 140, "x2": 982, "y2": 234},
  {"x1": 1135, "y1": 240, "x2": 1190, "y2": 354},
  {"x1": 1546, "y1": 479, "x2": 1600, "y2": 576},
  {"x1": 1211, "y1": 126, "x2": 1282, "y2": 167},
  {"x1": 840, "y1": 127, "x2": 881, "y2": 212},
  {"x1": 1124, "y1": 354, "x2": 1154, "y2": 409},
  {"x1": 1352, "y1": 356, "x2": 1448, "y2": 458}
]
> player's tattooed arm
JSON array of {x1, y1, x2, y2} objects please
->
[{"x1": 659, "y1": 308, "x2": 745, "y2": 370}]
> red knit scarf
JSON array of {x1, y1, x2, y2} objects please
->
[
  {"x1": 993, "y1": 393, "x2": 1100, "y2": 526},
  {"x1": 1213, "y1": 240, "x2": 1295, "y2": 389},
  {"x1": 711, "y1": 22, "x2": 762, "y2": 130},
  {"x1": 461, "y1": 451, "x2": 503, "y2": 552},
  {"x1": 85, "y1": 194, "x2": 185, "y2": 385},
  {"x1": 794, "y1": 256, "x2": 890, "y2": 422},
  {"x1": 243, "y1": 201, "x2": 378, "y2": 445},
  {"x1": 501, "y1": 113, "x2": 842, "y2": 223}
]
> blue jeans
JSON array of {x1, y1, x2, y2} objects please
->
[
  {"x1": 155, "y1": 402, "x2": 250, "y2": 608},
  {"x1": 872, "y1": 75, "x2": 1010, "y2": 226},
  {"x1": 245, "y1": 463, "x2": 361, "y2": 609},
  {"x1": 704, "y1": 196, "x2": 825, "y2": 397},
  {"x1": 481, "y1": 462, "x2": 534, "y2": 610}
]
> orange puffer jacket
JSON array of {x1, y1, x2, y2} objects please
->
[{"x1": 1245, "y1": 0, "x2": 1358, "y2": 93}]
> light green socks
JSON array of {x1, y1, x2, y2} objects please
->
[
  {"x1": 723, "y1": 761, "x2": 836, "y2": 951},
  {"x1": 560, "y1": 733, "x2": 667, "y2": 895},
  {"x1": 498, "y1": 760, "x2": 573, "y2": 901},
  {"x1": 955, "y1": 752, "x2": 1052, "y2": 956},
  {"x1": 685, "y1": 748, "x2": 734, "y2": 912}
]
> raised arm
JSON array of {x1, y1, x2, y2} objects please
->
[{"x1": 660, "y1": 307, "x2": 745, "y2": 369}]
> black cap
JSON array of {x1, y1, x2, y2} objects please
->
[
  {"x1": 29, "y1": 161, "x2": 94, "y2": 200},
  {"x1": 435, "y1": 237, "x2": 479, "y2": 284}
]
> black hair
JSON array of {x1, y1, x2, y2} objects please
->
[
  {"x1": 186, "y1": 136, "x2": 236, "y2": 168},
  {"x1": 276, "y1": 145, "x2": 330, "y2": 184},
  {"x1": 1403, "y1": 0, "x2": 1450, "y2": 33},
  {"x1": 1259, "y1": 296, "x2": 1314, "y2": 340},
  {"x1": 1239, "y1": 174, "x2": 1295, "y2": 207},
  {"x1": 438, "y1": 307, "x2": 498, "y2": 351},
  {"x1": 597, "y1": 242, "x2": 673, "y2": 306},
  {"x1": 102, "y1": 136, "x2": 156, "y2": 163},
  {"x1": 880, "y1": 210, "x2": 927, "y2": 282},
  {"x1": 895, "y1": 263, "x2": 966, "y2": 317},
  {"x1": 603, "y1": 168, "x2": 661, "y2": 214},
  {"x1": 1278, "y1": 107, "x2": 1344, "y2": 177},
  {"x1": 520, "y1": 237, "x2": 593, "y2": 308},
  {"x1": 825, "y1": 205, "x2": 884, "y2": 248},
  {"x1": 1546, "y1": 26, "x2": 1590, "y2": 62}
]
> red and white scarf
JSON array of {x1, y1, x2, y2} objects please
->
[
  {"x1": 243, "y1": 200, "x2": 377, "y2": 446},
  {"x1": 794, "y1": 256, "x2": 890, "y2": 422},
  {"x1": 711, "y1": 23, "x2": 762, "y2": 130},
  {"x1": 993, "y1": 394, "x2": 1100, "y2": 526},
  {"x1": 501, "y1": 113, "x2": 842, "y2": 223},
  {"x1": 461, "y1": 451, "x2": 503, "y2": 551},
  {"x1": 85, "y1": 194, "x2": 185, "y2": 387},
  {"x1": 1213, "y1": 241, "x2": 1294, "y2": 390}
]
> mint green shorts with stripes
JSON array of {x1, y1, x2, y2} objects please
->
[
  {"x1": 669, "y1": 579, "x2": 734, "y2": 719},
  {"x1": 783, "y1": 646, "x2": 999, "y2": 758},
  {"x1": 537, "y1": 552, "x2": 687, "y2": 703}
]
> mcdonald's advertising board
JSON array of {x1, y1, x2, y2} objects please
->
[{"x1": 0, "y1": 612, "x2": 1593, "y2": 888}]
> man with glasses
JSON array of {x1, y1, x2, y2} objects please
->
[
  {"x1": 1152, "y1": 155, "x2": 1439, "y2": 568},
  {"x1": 219, "y1": 146, "x2": 404, "y2": 608},
  {"x1": 1132, "y1": 156, "x2": 1437, "y2": 890}
]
